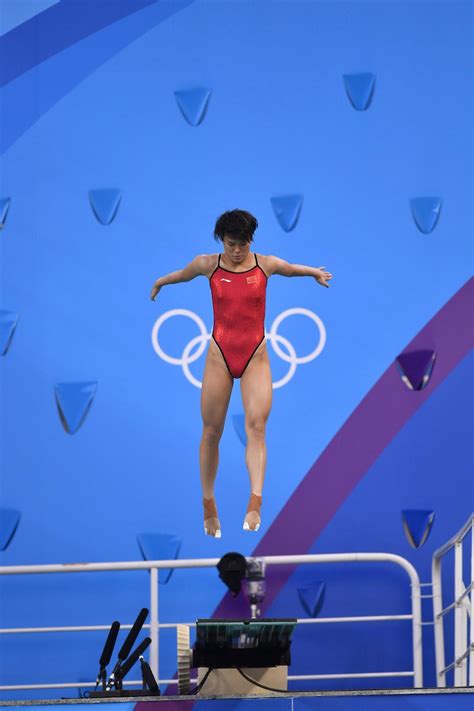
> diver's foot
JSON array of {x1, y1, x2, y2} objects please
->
[
  {"x1": 203, "y1": 496, "x2": 221, "y2": 538},
  {"x1": 243, "y1": 493, "x2": 262, "y2": 532}
]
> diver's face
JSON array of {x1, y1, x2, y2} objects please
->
[{"x1": 223, "y1": 235, "x2": 250, "y2": 264}]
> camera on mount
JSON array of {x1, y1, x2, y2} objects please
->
[{"x1": 217, "y1": 552, "x2": 266, "y2": 618}]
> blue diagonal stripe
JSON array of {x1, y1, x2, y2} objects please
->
[
  {"x1": 0, "y1": 0, "x2": 162, "y2": 87},
  {"x1": 0, "y1": 0, "x2": 195, "y2": 153}
]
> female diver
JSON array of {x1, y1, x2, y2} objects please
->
[{"x1": 150, "y1": 209, "x2": 332, "y2": 537}]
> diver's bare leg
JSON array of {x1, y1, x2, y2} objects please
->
[
  {"x1": 199, "y1": 340, "x2": 233, "y2": 537},
  {"x1": 240, "y1": 344, "x2": 272, "y2": 531}
]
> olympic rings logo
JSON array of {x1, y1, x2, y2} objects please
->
[{"x1": 151, "y1": 308, "x2": 326, "y2": 389}]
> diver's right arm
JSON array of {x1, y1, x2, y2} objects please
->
[{"x1": 150, "y1": 254, "x2": 214, "y2": 300}]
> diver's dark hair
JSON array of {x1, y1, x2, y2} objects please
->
[{"x1": 214, "y1": 209, "x2": 258, "y2": 243}]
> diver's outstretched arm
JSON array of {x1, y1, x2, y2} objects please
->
[
  {"x1": 150, "y1": 254, "x2": 214, "y2": 300},
  {"x1": 263, "y1": 255, "x2": 333, "y2": 288}
]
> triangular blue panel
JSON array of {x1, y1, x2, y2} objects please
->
[
  {"x1": 54, "y1": 381, "x2": 98, "y2": 434},
  {"x1": 89, "y1": 189, "x2": 122, "y2": 225},
  {"x1": 0, "y1": 197, "x2": 11, "y2": 228},
  {"x1": 137, "y1": 533, "x2": 182, "y2": 584},
  {"x1": 0, "y1": 310, "x2": 19, "y2": 355},
  {"x1": 402, "y1": 510, "x2": 435, "y2": 548},
  {"x1": 270, "y1": 194, "x2": 303, "y2": 232},
  {"x1": 297, "y1": 582, "x2": 326, "y2": 617},
  {"x1": 343, "y1": 73, "x2": 376, "y2": 111},
  {"x1": 0, "y1": 508, "x2": 21, "y2": 551},
  {"x1": 232, "y1": 414, "x2": 247, "y2": 446},
  {"x1": 174, "y1": 88, "x2": 211, "y2": 126},
  {"x1": 396, "y1": 349, "x2": 436, "y2": 391},
  {"x1": 410, "y1": 197, "x2": 442, "y2": 234}
]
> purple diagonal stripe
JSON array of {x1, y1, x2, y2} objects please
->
[{"x1": 142, "y1": 277, "x2": 473, "y2": 710}]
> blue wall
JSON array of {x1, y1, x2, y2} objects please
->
[{"x1": 0, "y1": 0, "x2": 472, "y2": 700}]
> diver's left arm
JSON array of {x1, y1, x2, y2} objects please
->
[{"x1": 261, "y1": 255, "x2": 333, "y2": 288}]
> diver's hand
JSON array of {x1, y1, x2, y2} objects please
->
[
  {"x1": 314, "y1": 266, "x2": 332, "y2": 288},
  {"x1": 150, "y1": 282, "x2": 161, "y2": 301}
]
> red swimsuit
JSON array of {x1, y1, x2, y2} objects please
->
[{"x1": 210, "y1": 253, "x2": 268, "y2": 378}]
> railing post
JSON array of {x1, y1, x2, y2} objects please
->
[
  {"x1": 454, "y1": 541, "x2": 467, "y2": 686},
  {"x1": 149, "y1": 567, "x2": 159, "y2": 682},
  {"x1": 432, "y1": 555, "x2": 446, "y2": 687},
  {"x1": 410, "y1": 568, "x2": 423, "y2": 687},
  {"x1": 470, "y1": 526, "x2": 474, "y2": 686}
]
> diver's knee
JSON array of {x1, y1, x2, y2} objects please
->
[
  {"x1": 201, "y1": 424, "x2": 223, "y2": 446},
  {"x1": 245, "y1": 416, "x2": 266, "y2": 440}
]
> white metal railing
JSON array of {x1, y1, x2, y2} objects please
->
[
  {"x1": 0, "y1": 552, "x2": 423, "y2": 693},
  {"x1": 432, "y1": 513, "x2": 474, "y2": 687}
]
